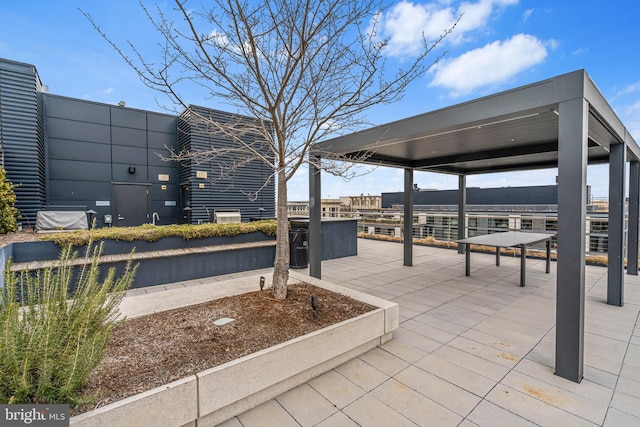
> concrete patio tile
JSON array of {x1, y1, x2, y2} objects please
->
[
  {"x1": 392, "y1": 295, "x2": 438, "y2": 312},
  {"x1": 398, "y1": 305, "x2": 423, "y2": 321},
  {"x1": 501, "y1": 370, "x2": 608, "y2": 425},
  {"x1": 236, "y1": 399, "x2": 299, "y2": 427},
  {"x1": 603, "y1": 407, "x2": 640, "y2": 427},
  {"x1": 414, "y1": 354, "x2": 497, "y2": 397},
  {"x1": 620, "y1": 361, "x2": 640, "y2": 381},
  {"x1": 524, "y1": 336, "x2": 555, "y2": 368},
  {"x1": 486, "y1": 384, "x2": 597, "y2": 427},
  {"x1": 372, "y1": 378, "x2": 462, "y2": 426},
  {"x1": 276, "y1": 383, "x2": 338, "y2": 426},
  {"x1": 335, "y1": 357, "x2": 390, "y2": 392},
  {"x1": 379, "y1": 337, "x2": 428, "y2": 364},
  {"x1": 432, "y1": 345, "x2": 510, "y2": 382},
  {"x1": 393, "y1": 326, "x2": 444, "y2": 354},
  {"x1": 583, "y1": 365, "x2": 620, "y2": 390},
  {"x1": 394, "y1": 365, "x2": 482, "y2": 417},
  {"x1": 401, "y1": 319, "x2": 458, "y2": 344},
  {"x1": 515, "y1": 359, "x2": 614, "y2": 402},
  {"x1": 583, "y1": 332, "x2": 628, "y2": 374},
  {"x1": 615, "y1": 376, "x2": 640, "y2": 399},
  {"x1": 216, "y1": 416, "x2": 243, "y2": 427},
  {"x1": 308, "y1": 370, "x2": 366, "y2": 410},
  {"x1": 447, "y1": 336, "x2": 522, "y2": 368},
  {"x1": 461, "y1": 328, "x2": 539, "y2": 358},
  {"x1": 610, "y1": 389, "x2": 640, "y2": 417},
  {"x1": 427, "y1": 306, "x2": 485, "y2": 328},
  {"x1": 124, "y1": 288, "x2": 147, "y2": 297},
  {"x1": 476, "y1": 316, "x2": 549, "y2": 341},
  {"x1": 625, "y1": 343, "x2": 640, "y2": 368},
  {"x1": 466, "y1": 400, "x2": 539, "y2": 427},
  {"x1": 412, "y1": 312, "x2": 470, "y2": 335},
  {"x1": 358, "y1": 347, "x2": 410, "y2": 377},
  {"x1": 342, "y1": 394, "x2": 417, "y2": 427},
  {"x1": 448, "y1": 299, "x2": 499, "y2": 316},
  {"x1": 315, "y1": 411, "x2": 360, "y2": 427},
  {"x1": 458, "y1": 420, "x2": 480, "y2": 427}
]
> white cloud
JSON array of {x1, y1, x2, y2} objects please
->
[
  {"x1": 522, "y1": 8, "x2": 533, "y2": 21},
  {"x1": 617, "y1": 82, "x2": 640, "y2": 97},
  {"x1": 429, "y1": 33, "x2": 547, "y2": 95},
  {"x1": 372, "y1": 0, "x2": 519, "y2": 57},
  {"x1": 97, "y1": 87, "x2": 113, "y2": 95},
  {"x1": 571, "y1": 47, "x2": 588, "y2": 55}
]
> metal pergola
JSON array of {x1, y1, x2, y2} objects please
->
[{"x1": 309, "y1": 69, "x2": 640, "y2": 383}]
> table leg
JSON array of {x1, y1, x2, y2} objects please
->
[
  {"x1": 465, "y1": 243, "x2": 471, "y2": 276},
  {"x1": 496, "y1": 247, "x2": 501, "y2": 266},
  {"x1": 546, "y1": 240, "x2": 551, "y2": 274},
  {"x1": 520, "y1": 244, "x2": 526, "y2": 287}
]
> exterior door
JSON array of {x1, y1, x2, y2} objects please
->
[{"x1": 114, "y1": 184, "x2": 149, "y2": 227}]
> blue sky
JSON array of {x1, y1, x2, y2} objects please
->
[{"x1": 1, "y1": 1, "x2": 639, "y2": 201}]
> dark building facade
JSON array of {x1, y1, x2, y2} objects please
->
[
  {"x1": 0, "y1": 58, "x2": 275, "y2": 227},
  {"x1": 382, "y1": 185, "x2": 559, "y2": 209}
]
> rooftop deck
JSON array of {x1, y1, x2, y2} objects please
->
[{"x1": 128, "y1": 238, "x2": 640, "y2": 426}]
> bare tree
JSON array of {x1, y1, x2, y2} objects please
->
[{"x1": 83, "y1": 0, "x2": 457, "y2": 300}]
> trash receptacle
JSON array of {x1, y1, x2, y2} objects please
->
[{"x1": 289, "y1": 228, "x2": 308, "y2": 269}]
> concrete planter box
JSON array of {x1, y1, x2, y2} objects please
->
[
  {"x1": 70, "y1": 272, "x2": 398, "y2": 427},
  {"x1": 4, "y1": 232, "x2": 277, "y2": 289}
]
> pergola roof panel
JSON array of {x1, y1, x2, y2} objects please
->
[{"x1": 314, "y1": 70, "x2": 638, "y2": 175}]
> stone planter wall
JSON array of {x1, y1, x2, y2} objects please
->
[{"x1": 70, "y1": 272, "x2": 399, "y2": 427}]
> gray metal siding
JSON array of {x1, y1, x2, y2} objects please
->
[
  {"x1": 178, "y1": 105, "x2": 275, "y2": 223},
  {"x1": 0, "y1": 59, "x2": 46, "y2": 225},
  {"x1": 43, "y1": 94, "x2": 179, "y2": 226}
]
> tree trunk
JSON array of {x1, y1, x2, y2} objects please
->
[{"x1": 272, "y1": 168, "x2": 289, "y2": 300}]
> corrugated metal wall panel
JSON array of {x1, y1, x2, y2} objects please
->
[
  {"x1": 178, "y1": 105, "x2": 275, "y2": 223},
  {"x1": 0, "y1": 59, "x2": 46, "y2": 226}
]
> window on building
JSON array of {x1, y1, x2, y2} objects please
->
[
  {"x1": 468, "y1": 217, "x2": 478, "y2": 227},
  {"x1": 521, "y1": 219, "x2": 533, "y2": 230},
  {"x1": 488, "y1": 218, "x2": 509, "y2": 229},
  {"x1": 545, "y1": 219, "x2": 558, "y2": 231},
  {"x1": 590, "y1": 221, "x2": 608, "y2": 233}
]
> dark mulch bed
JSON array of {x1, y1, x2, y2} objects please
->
[{"x1": 74, "y1": 283, "x2": 375, "y2": 414}]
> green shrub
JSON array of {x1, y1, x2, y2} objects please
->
[
  {"x1": 0, "y1": 168, "x2": 19, "y2": 234},
  {"x1": 0, "y1": 242, "x2": 136, "y2": 405},
  {"x1": 39, "y1": 220, "x2": 278, "y2": 247}
]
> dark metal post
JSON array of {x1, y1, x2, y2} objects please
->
[
  {"x1": 555, "y1": 98, "x2": 587, "y2": 383},
  {"x1": 404, "y1": 168, "x2": 413, "y2": 266},
  {"x1": 465, "y1": 243, "x2": 471, "y2": 276},
  {"x1": 458, "y1": 175, "x2": 467, "y2": 254},
  {"x1": 608, "y1": 142, "x2": 626, "y2": 306},
  {"x1": 627, "y1": 161, "x2": 639, "y2": 275},
  {"x1": 520, "y1": 244, "x2": 526, "y2": 287},
  {"x1": 309, "y1": 157, "x2": 322, "y2": 279}
]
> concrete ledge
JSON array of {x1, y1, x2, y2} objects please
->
[{"x1": 70, "y1": 273, "x2": 398, "y2": 426}]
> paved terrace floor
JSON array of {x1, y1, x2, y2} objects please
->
[{"x1": 128, "y1": 238, "x2": 640, "y2": 427}]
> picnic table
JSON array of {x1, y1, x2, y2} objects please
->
[{"x1": 456, "y1": 231, "x2": 556, "y2": 287}]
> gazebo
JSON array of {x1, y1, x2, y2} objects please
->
[{"x1": 309, "y1": 69, "x2": 639, "y2": 383}]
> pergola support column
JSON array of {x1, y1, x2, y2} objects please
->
[
  {"x1": 555, "y1": 98, "x2": 587, "y2": 383},
  {"x1": 628, "y1": 160, "x2": 639, "y2": 275},
  {"x1": 458, "y1": 175, "x2": 467, "y2": 254},
  {"x1": 404, "y1": 168, "x2": 413, "y2": 266},
  {"x1": 608, "y1": 142, "x2": 626, "y2": 306},
  {"x1": 309, "y1": 157, "x2": 322, "y2": 279}
]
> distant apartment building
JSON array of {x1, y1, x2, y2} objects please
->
[
  {"x1": 287, "y1": 195, "x2": 381, "y2": 218},
  {"x1": 361, "y1": 185, "x2": 614, "y2": 254}
]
